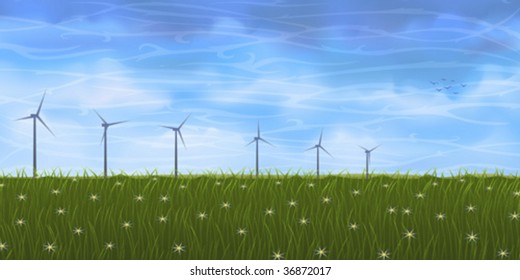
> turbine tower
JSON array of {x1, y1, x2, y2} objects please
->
[
  {"x1": 95, "y1": 110, "x2": 127, "y2": 178},
  {"x1": 17, "y1": 91, "x2": 54, "y2": 178},
  {"x1": 360, "y1": 145, "x2": 380, "y2": 180},
  {"x1": 161, "y1": 113, "x2": 190, "y2": 178},
  {"x1": 246, "y1": 122, "x2": 273, "y2": 177},
  {"x1": 305, "y1": 129, "x2": 332, "y2": 178}
]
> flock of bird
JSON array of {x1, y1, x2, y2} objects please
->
[
  {"x1": 16, "y1": 92, "x2": 380, "y2": 180},
  {"x1": 430, "y1": 78, "x2": 467, "y2": 95}
]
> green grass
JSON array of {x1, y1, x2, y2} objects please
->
[{"x1": 1, "y1": 172, "x2": 520, "y2": 259}]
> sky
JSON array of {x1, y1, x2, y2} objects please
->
[{"x1": 1, "y1": 0, "x2": 520, "y2": 176}]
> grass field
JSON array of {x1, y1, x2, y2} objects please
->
[{"x1": 1, "y1": 172, "x2": 520, "y2": 260}]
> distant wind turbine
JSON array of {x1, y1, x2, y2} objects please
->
[
  {"x1": 359, "y1": 145, "x2": 380, "y2": 180},
  {"x1": 17, "y1": 91, "x2": 54, "y2": 178},
  {"x1": 306, "y1": 129, "x2": 333, "y2": 178},
  {"x1": 246, "y1": 122, "x2": 273, "y2": 177},
  {"x1": 161, "y1": 113, "x2": 191, "y2": 178},
  {"x1": 95, "y1": 110, "x2": 127, "y2": 178}
]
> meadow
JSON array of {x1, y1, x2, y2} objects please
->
[{"x1": 1, "y1": 171, "x2": 519, "y2": 260}]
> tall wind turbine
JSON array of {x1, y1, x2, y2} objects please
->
[
  {"x1": 360, "y1": 145, "x2": 380, "y2": 180},
  {"x1": 161, "y1": 113, "x2": 190, "y2": 178},
  {"x1": 305, "y1": 129, "x2": 332, "y2": 178},
  {"x1": 95, "y1": 110, "x2": 127, "y2": 178},
  {"x1": 246, "y1": 122, "x2": 273, "y2": 177},
  {"x1": 17, "y1": 91, "x2": 55, "y2": 178}
]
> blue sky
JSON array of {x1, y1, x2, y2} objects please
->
[{"x1": 1, "y1": 0, "x2": 520, "y2": 175}]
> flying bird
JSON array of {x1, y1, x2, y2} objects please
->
[{"x1": 436, "y1": 88, "x2": 442, "y2": 92}]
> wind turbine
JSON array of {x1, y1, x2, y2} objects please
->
[
  {"x1": 305, "y1": 129, "x2": 332, "y2": 178},
  {"x1": 246, "y1": 122, "x2": 273, "y2": 177},
  {"x1": 17, "y1": 91, "x2": 55, "y2": 178},
  {"x1": 94, "y1": 110, "x2": 127, "y2": 178},
  {"x1": 360, "y1": 145, "x2": 380, "y2": 180},
  {"x1": 161, "y1": 114, "x2": 190, "y2": 178}
]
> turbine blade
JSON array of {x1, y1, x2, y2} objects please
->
[
  {"x1": 359, "y1": 145, "x2": 368, "y2": 151},
  {"x1": 108, "y1": 121, "x2": 128, "y2": 126},
  {"x1": 246, "y1": 139, "x2": 256, "y2": 147},
  {"x1": 94, "y1": 110, "x2": 107, "y2": 124},
  {"x1": 100, "y1": 130, "x2": 106, "y2": 145},
  {"x1": 178, "y1": 130, "x2": 186, "y2": 148},
  {"x1": 16, "y1": 115, "x2": 33, "y2": 121},
  {"x1": 259, "y1": 137, "x2": 274, "y2": 147},
  {"x1": 305, "y1": 146, "x2": 316, "y2": 151},
  {"x1": 369, "y1": 144, "x2": 381, "y2": 152},
  {"x1": 178, "y1": 113, "x2": 191, "y2": 129},
  {"x1": 320, "y1": 146, "x2": 333, "y2": 158},
  {"x1": 37, "y1": 116, "x2": 55, "y2": 136},
  {"x1": 161, "y1": 125, "x2": 175, "y2": 130},
  {"x1": 36, "y1": 91, "x2": 46, "y2": 115},
  {"x1": 319, "y1": 129, "x2": 323, "y2": 145},
  {"x1": 257, "y1": 121, "x2": 260, "y2": 138}
]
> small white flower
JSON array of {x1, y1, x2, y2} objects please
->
[
  {"x1": 0, "y1": 183, "x2": 5, "y2": 188},
  {"x1": 240, "y1": 184, "x2": 247, "y2": 190},
  {"x1": 105, "y1": 242, "x2": 115, "y2": 250},
  {"x1": 402, "y1": 208, "x2": 412, "y2": 216},
  {"x1": 158, "y1": 216, "x2": 168, "y2": 223},
  {"x1": 387, "y1": 207, "x2": 397, "y2": 214},
  {"x1": 179, "y1": 185, "x2": 187, "y2": 189},
  {"x1": 315, "y1": 247, "x2": 327, "y2": 258},
  {"x1": 513, "y1": 191, "x2": 520, "y2": 197},
  {"x1": 378, "y1": 249, "x2": 391, "y2": 260},
  {"x1": 237, "y1": 228, "x2": 247, "y2": 236},
  {"x1": 134, "y1": 194, "x2": 144, "y2": 202},
  {"x1": 43, "y1": 242, "x2": 56, "y2": 253},
  {"x1": 89, "y1": 193, "x2": 99, "y2": 201},
  {"x1": 486, "y1": 186, "x2": 492, "y2": 191},
  {"x1": 321, "y1": 196, "x2": 331, "y2": 204},
  {"x1": 265, "y1": 208, "x2": 275, "y2": 216},
  {"x1": 299, "y1": 217, "x2": 310, "y2": 225},
  {"x1": 351, "y1": 189, "x2": 361, "y2": 196},
  {"x1": 272, "y1": 250, "x2": 284, "y2": 260},
  {"x1": 172, "y1": 243, "x2": 184, "y2": 254},
  {"x1": 402, "y1": 229, "x2": 416, "y2": 240},
  {"x1": 498, "y1": 249, "x2": 509, "y2": 258},
  {"x1": 56, "y1": 208, "x2": 66, "y2": 216},
  {"x1": 288, "y1": 200, "x2": 298, "y2": 208},
  {"x1": 308, "y1": 183, "x2": 315, "y2": 188},
  {"x1": 436, "y1": 213, "x2": 446, "y2": 220},
  {"x1": 221, "y1": 202, "x2": 231, "y2": 209},
  {"x1": 0, "y1": 241, "x2": 7, "y2": 251},
  {"x1": 121, "y1": 221, "x2": 132, "y2": 229},
  {"x1": 17, "y1": 193, "x2": 27, "y2": 201},
  {"x1": 115, "y1": 181, "x2": 123, "y2": 186},
  {"x1": 466, "y1": 204, "x2": 477, "y2": 213},
  {"x1": 432, "y1": 182, "x2": 438, "y2": 186},
  {"x1": 382, "y1": 184, "x2": 389, "y2": 188},
  {"x1": 159, "y1": 195, "x2": 169, "y2": 202},
  {"x1": 466, "y1": 231, "x2": 479, "y2": 243},
  {"x1": 459, "y1": 178, "x2": 465, "y2": 183},
  {"x1": 509, "y1": 212, "x2": 519, "y2": 221},
  {"x1": 348, "y1": 222, "x2": 359, "y2": 231},
  {"x1": 197, "y1": 212, "x2": 208, "y2": 220},
  {"x1": 215, "y1": 181, "x2": 221, "y2": 186},
  {"x1": 415, "y1": 192, "x2": 425, "y2": 199},
  {"x1": 15, "y1": 218, "x2": 25, "y2": 226},
  {"x1": 275, "y1": 181, "x2": 282, "y2": 185},
  {"x1": 51, "y1": 189, "x2": 61, "y2": 195},
  {"x1": 73, "y1": 227, "x2": 84, "y2": 236}
]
